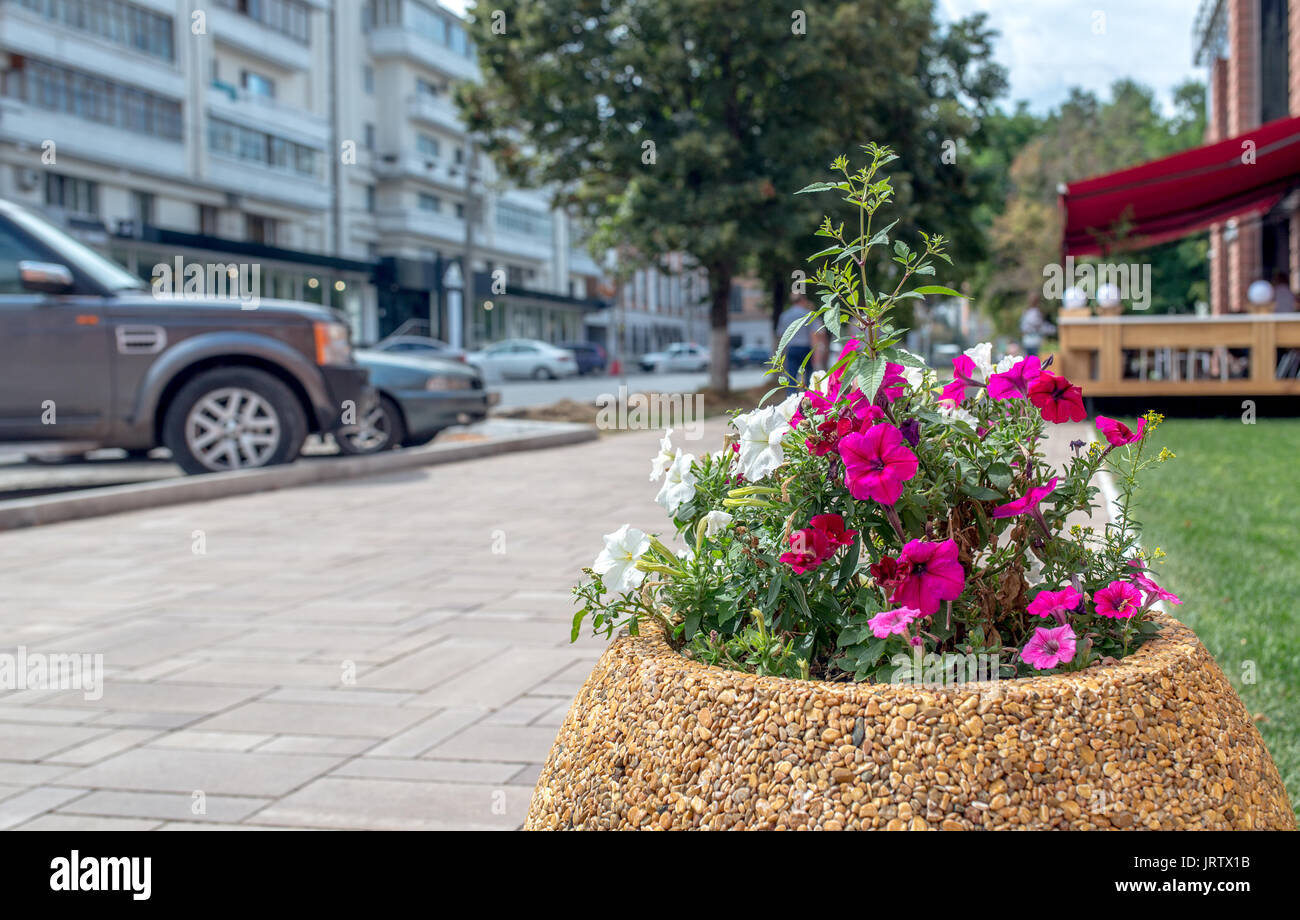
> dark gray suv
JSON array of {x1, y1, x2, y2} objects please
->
[{"x1": 0, "y1": 200, "x2": 371, "y2": 475}]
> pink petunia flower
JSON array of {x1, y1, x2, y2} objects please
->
[
  {"x1": 937, "y1": 378, "x2": 967, "y2": 408},
  {"x1": 992, "y1": 477, "x2": 1058, "y2": 519},
  {"x1": 838, "y1": 423, "x2": 918, "y2": 506},
  {"x1": 1132, "y1": 573, "x2": 1181, "y2": 606},
  {"x1": 868, "y1": 606, "x2": 922, "y2": 639},
  {"x1": 891, "y1": 539, "x2": 966, "y2": 617},
  {"x1": 1027, "y1": 586, "x2": 1083, "y2": 621},
  {"x1": 1095, "y1": 415, "x2": 1146, "y2": 446},
  {"x1": 1028, "y1": 372, "x2": 1087, "y2": 424},
  {"x1": 1021, "y1": 624, "x2": 1078, "y2": 670},
  {"x1": 952, "y1": 354, "x2": 981, "y2": 385},
  {"x1": 1094, "y1": 580, "x2": 1143, "y2": 619},
  {"x1": 987, "y1": 356, "x2": 1042, "y2": 401},
  {"x1": 879, "y1": 363, "x2": 906, "y2": 403}
]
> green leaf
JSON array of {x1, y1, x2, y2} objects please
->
[
  {"x1": 866, "y1": 219, "x2": 899, "y2": 247},
  {"x1": 912, "y1": 285, "x2": 964, "y2": 298},
  {"x1": 774, "y1": 311, "x2": 811, "y2": 362},
  {"x1": 854, "y1": 355, "x2": 886, "y2": 403},
  {"x1": 986, "y1": 462, "x2": 1014, "y2": 492},
  {"x1": 960, "y1": 483, "x2": 1003, "y2": 501},
  {"x1": 794, "y1": 181, "x2": 840, "y2": 195}
]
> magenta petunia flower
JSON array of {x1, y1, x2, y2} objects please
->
[
  {"x1": 1132, "y1": 573, "x2": 1181, "y2": 606},
  {"x1": 1028, "y1": 372, "x2": 1086, "y2": 424},
  {"x1": 868, "y1": 606, "x2": 922, "y2": 639},
  {"x1": 891, "y1": 539, "x2": 966, "y2": 617},
  {"x1": 1095, "y1": 415, "x2": 1146, "y2": 446},
  {"x1": 987, "y1": 356, "x2": 1042, "y2": 401},
  {"x1": 1021, "y1": 624, "x2": 1078, "y2": 670},
  {"x1": 951, "y1": 354, "x2": 981, "y2": 385},
  {"x1": 992, "y1": 477, "x2": 1058, "y2": 519},
  {"x1": 937, "y1": 378, "x2": 967, "y2": 408},
  {"x1": 838, "y1": 423, "x2": 918, "y2": 506},
  {"x1": 1027, "y1": 586, "x2": 1083, "y2": 620},
  {"x1": 1094, "y1": 580, "x2": 1143, "y2": 619},
  {"x1": 879, "y1": 363, "x2": 906, "y2": 403}
]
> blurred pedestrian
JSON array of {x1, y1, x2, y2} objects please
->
[
  {"x1": 778, "y1": 294, "x2": 816, "y2": 385},
  {"x1": 1020, "y1": 294, "x2": 1054, "y2": 358},
  {"x1": 1273, "y1": 271, "x2": 1296, "y2": 314}
]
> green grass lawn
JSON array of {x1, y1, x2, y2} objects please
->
[{"x1": 1129, "y1": 417, "x2": 1300, "y2": 817}]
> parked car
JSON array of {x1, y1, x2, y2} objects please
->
[
  {"x1": 466, "y1": 338, "x2": 578, "y2": 380},
  {"x1": 0, "y1": 199, "x2": 371, "y2": 475},
  {"x1": 640, "y1": 342, "x2": 709, "y2": 372},
  {"x1": 559, "y1": 341, "x2": 607, "y2": 375},
  {"x1": 731, "y1": 344, "x2": 772, "y2": 367},
  {"x1": 370, "y1": 334, "x2": 467, "y2": 363},
  {"x1": 335, "y1": 350, "x2": 494, "y2": 454}
]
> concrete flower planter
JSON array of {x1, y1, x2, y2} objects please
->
[{"x1": 526, "y1": 613, "x2": 1295, "y2": 830}]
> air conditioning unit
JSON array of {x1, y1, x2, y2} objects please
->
[{"x1": 14, "y1": 165, "x2": 40, "y2": 191}]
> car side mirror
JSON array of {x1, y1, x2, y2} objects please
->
[{"x1": 19, "y1": 261, "x2": 75, "y2": 295}]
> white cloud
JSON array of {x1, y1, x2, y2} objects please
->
[{"x1": 938, "y1": 0, "x2": 1201, "y2": 114}]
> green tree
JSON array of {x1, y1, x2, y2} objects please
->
[
  {"x1": 978, "y1": 78, "x2": 1209, "y2": 332},
  {"x1": 458, "y1": 0, "x2": 1004, "y2": 390}
]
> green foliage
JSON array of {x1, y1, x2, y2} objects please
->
[{"x1": 459, "y1": 1, "x2": 1005, "y2": 387}]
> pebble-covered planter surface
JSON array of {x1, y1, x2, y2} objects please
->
[{"x1": 526, "y1": 613, "x2": 1295, "y2": 830}]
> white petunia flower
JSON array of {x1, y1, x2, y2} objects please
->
[
  {"x1": 994, "y1": 354, "x2": 1023, "y2": 374},
  {"x1": 734, "y1": 406, "x2": 787, "y2": 481},
  {"x1": 592, "y1": 524, "x2": 651, "y2": 593},
  {"x1": 775, "y1": 391, "x2": 804, "y2": 426},
  {"x1": 649, "y1": 428, "x2": 675, "y2": 481},
  {"x1": 963, "y1": 342, "x2": 994, "y2": 381},
  {"x1": 938, "y1": 403, "x2": 979, "y2": 428},
  {"x1": 701, "y1": 510, "x2": 733, "y2": 537},
  {"x1": 902, "y1": 365, "x2": 925, "y2": 388},
  {"x1": 655, "y1": 451, "x2": 697, "y2": 515}
]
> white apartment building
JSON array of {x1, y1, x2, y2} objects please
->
[{"x1": 0, "y1": 0, "x2": 609, "y2": 346}]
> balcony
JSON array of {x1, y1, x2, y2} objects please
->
[
  {"x1": 207, "y1": 82, "x2": 330, "y2": 149},
  {"x1": 367, "y1": 26, "x2": 479, "y2": 83},
  {"x1": 406, "y1": 93, "x2": 465, "y2": 134},
  {"x1": 375, "y1": 208, "x2": 467, "y2": 247},
  {"x1": 371, "y1": 151, "x2": 472, "y2": 190},
  {"x1": 1057, "y1": 312, "x2": 1300, "y2": 397},
  {"x1": 205, "y1": 153, "x2": 330, "y2": 212},
  {"x1": 0, "y1": 2, "x2": 184, "y2": 96},
  {"x1": 0, "y1": 105, "x2": 186, "y2": 178},
  {"x1": 210, "y1": 5, "x2": 312, "y2": 71}
]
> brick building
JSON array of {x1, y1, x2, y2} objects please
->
[{"x1": 1197, "y1": 0, "x2": 1300, "y2": 313}]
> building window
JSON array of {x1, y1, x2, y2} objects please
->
[
  {"x1": 246, "y1": 215, "x2": 277, "y2": 245},
  {"x1": 366, "y1": 185, "x2": 376, "y2": 214},
  {"x1": 16, "y1": 0, "x2": 175, "y2": 62},
  {"x1": 455, "y1": 202, "x2": 465, "y2": 219},
  {"x1": 212, "y1": 0, "x2": 311, "y2": 45},
  {"x1": 241, "y1": 70, "x2": 276, "y2": 99},
  {"x1": 3, "y1": 58, "x2": 182, "y2": 140},
  {"x1": 495, "y1": 202, "x2": 552, "y2": 239},
  {"x1": 364, "y1": 123, "x2": 376, "y2": 151},
  {"x1": 402, "y1": 0, "x2": 474, "y2": 59},
  {"x1": 418, "y1": 193, "x2": 441, "y2": 212},
  {"x1": 132, "y1": 190, "x2": 154, "y2": 226},
  {"x1": 44, "y1": 173, "x2": 98, "y2": 217},
  {"x1": 1260, "y1": 0, "x2": 1290, "y2": 124},
  {"x1": 208, "y1": 117, "x2": 319, "y2": 178},
  {"x1": 199, "y1": 204, "x2": 220, "y2": 235},
  {"x1": 363, "y1": 65, "x2": 374, "y2": 94},
  {"x1": 417, "y1": 134, "x2": 440, "y2": 158}
]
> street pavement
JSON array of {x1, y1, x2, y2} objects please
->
[
  {"x1": 0, "y1": 416, "x2": 1095, "y2": 830},
  {"x1": 493, "y1": 367, "x2": 768, "y2": 409},
  {"x1": 0, "y1": 419, "x2": 715, "y2": 830}
]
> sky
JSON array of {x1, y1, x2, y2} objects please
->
[
  {"x1": 936, "y1": 0, "x2": 1202, "y2": 114},
  {"x1": 442, "y1": 0, "x2": 1203, "y2": 115}
]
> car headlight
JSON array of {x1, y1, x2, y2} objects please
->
[
  {"x1": 425, "y1": 374, "x2": 472, "y2": 391},
  {"x1": 314, "y1": 321, "x2": 352, "y2": 366}
]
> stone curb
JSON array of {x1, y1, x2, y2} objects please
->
[{"x1": 0, "y1": 422, "x2": 597, "y2": 532}]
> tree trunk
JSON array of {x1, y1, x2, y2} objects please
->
[
  {"x1": 707, "y1": 264, "x2": 733, "y2": 393},
  {"x1": 769, "y1": 268, "x2": 787, "y2": 335}
]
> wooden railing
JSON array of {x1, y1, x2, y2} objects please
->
[{"x1": 1056, "y1": 313, "x2": 1300, "y2": 397}]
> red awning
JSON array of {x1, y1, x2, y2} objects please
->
[{"x1": 1061, "y1": 114, "x2": 1300, "y2": 257}]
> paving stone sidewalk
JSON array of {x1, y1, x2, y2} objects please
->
[
  {"x1": 0, "y1": 421, "x2": 713, "y2": 830},
  {"x1": 0, "y1": 417, "x2": 1096, "y2": 830}
]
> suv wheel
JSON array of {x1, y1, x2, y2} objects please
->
[
  {"x1": 336, "y1": 395, "x2": 406, "y2": 455},
  {"x1": 163, "y1": 368, "x2": 307, "y2": 475}
]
